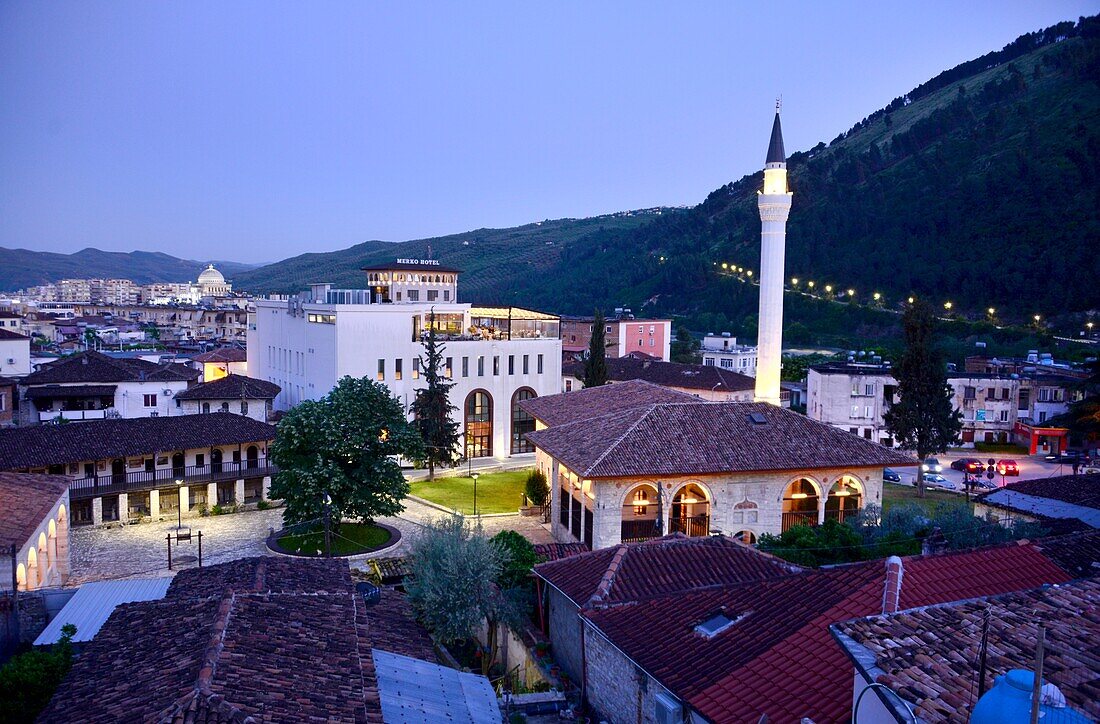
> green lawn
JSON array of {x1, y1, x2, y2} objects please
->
[
  {"x1": 277, "y1": 522, "x2": 391, "y2": 556},
  {"x1": 883, "y1": 483, "x2": 973, "y2": 512},
  {"x1": 408, "y1": 469, "x2": 530, "y2": 515}
]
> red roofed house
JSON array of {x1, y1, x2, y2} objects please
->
[
  {"x1": 192, "y1": 346, "x2": 247, "y2": 381},
  {"x1": 0, "y1": 472, "x2": 70, "y2": 591},
  {"x1": 535, "y1": 531, "x2": 1096, "y2": 723},
  {"x1": 520, "y1": 382, "x2": 916, "y2": 549}
]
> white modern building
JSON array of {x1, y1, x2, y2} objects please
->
[
  {"x1": 0, "y1": 328, "x2": 32, "y2": 377},
  {"x1": 700, "y1": 333, "x2": 757, "y2": 376},
  {"x1": 248, "y1": 260, "x2": 563, "y2": 459},
  {"x1": 807, "y1": 364, "x2": 899, "y2": 445}
]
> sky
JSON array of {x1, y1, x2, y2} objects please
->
[{"x1": 1, "y1": 2, "x2": 1095, "y2": 263}]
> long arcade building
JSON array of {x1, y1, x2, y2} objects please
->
[
  {"x1": 248, "y1": 260, "x2": 563, "y2": 460},
  {"x1": 0, "y1": 413, "x2": 276, "y2": 526}
]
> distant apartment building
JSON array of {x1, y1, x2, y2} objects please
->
[
  {"x1": 19, "y1": 265, "x2": 235, "y2": 307},
  {"x1": 700, "y1": 333, "x2": 758, "y2": 377},
  {"x1": 560, "y1": 310, "x2": 671, "y2": 362},
  {"x1": 807, "y1": 359, "x2": 1078, "y2": 452},
  {"x1": 0, "y1": 328, "x2": 31, "y2": 378},
  {"x1": 249, "y1": 259, "x2": 563, "y2": 460}
]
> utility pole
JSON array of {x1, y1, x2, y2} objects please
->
[{"x1": 323, "y1": 492, "x2": 332, "y2": 558}]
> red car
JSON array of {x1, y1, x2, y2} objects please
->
[{"x1": 996, "y1": 459, "x2": 1020, "y2": 477}]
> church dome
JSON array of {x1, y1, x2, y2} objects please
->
[{"x1": 198, "y1": 264, "x2": 225, "y2": 284}]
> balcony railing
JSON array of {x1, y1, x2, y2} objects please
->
[
  {"x1": 40, "y1": 409, "x2": 110, "y2": 422},
  {"x1": 68, "y1": 459, "x2": 276, "y2": 500},
  {"x1": 670, "y1": 514, "x2": 711, "y2": 538},
  {"x1": 781, "y1": 510, "x2": 819, "y2": 532},
  {"x1": 824, "y1": 507, "x2": 861, "y2": 526},
  {"x1": 620, "y1": 518, "x2": 661, "y2": 543}
]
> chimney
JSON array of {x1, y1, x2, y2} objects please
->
[
  {"x1": 921, "y1": 527, "x2": 948, "y2": 556},
  {"x1": 881, "y1": 556, "x2": 904, "y2": 614}
]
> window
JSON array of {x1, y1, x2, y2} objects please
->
[
  {"x1": 1039, "y1": 411, "x2": 1048, "y2": 422},
  {"x1": 143, "y1": 394, "x2": 157, "y2": 407},
  {"x1": 240, "y1": 400, "x2": 248, "y2": 415},
  {"x1": 851, "y1": 382, "x2": 860, "y2": 396},
  {"x1": 493, "y1": 356, "x2": 500, "y2": 375},
  {"x1": 605, "y1": 326, "x2": 612, "y2": 334},
  {"x1": 377, "y1": 359, "x2": 385, "y2": 381},
  {"x1": 650, "y1": 325, "x2": 655, "y2": 333},
  {"x1": 865, "y1": 384, "x2": 874, "y2": 396},
  {"x1": 508, "y1": 355, "x2": 515, "y2": 375},
  {"x1": 464, "y1": 391, "x2": 493, "y2": 458},
  {"x1": 565, "y1": 379, "x2": 573, "y2": 392},
  {"x1": 0, "y1": 392, "x2": 4, "y2": 412},
  {"x1": 865, "y1": 406, "x2": 872, "y2": 419},
  {"x1": 511, "y1": 389, "x2": 537, "y2": 453},
  {"x1": 1001, "y1": 388, "x2": 1010, "y2": 400},
  {"x1": 537, "y1": 354, "x2": 544, "y2": 374},
  {"x1": 849, "y1": 427, "x2": 859, "y2": 435},
  {"x1": 202, "y1": 402, "x2": 210, "y2": 414},
  {"x1": 443, "y1": 290, "x2": 450, "y2": 301},
  {"x1": 986, "y1": 388, "x2": 996, "y2": 400},
  {"x1": 999, "y1": 409, "x2": 1009, "y2": 422},
  {"x1": 1038, "y1": 388, "x2": 1051, "y2": 402},
  {"x1": 221, "y1": 402, "x2": 230, "y2": 413},
  {"x1": 704, "y1": 358, "x2": 715, "y2": 366},
  {"x1": 638, "y1": 325, "x2": 644, "y2": 333},
  {"x1": 851, "y1": 404, "x2": 859, "y2": 418},
  {"x1": 522, "y1": 354, "x2": 529, "y2": 374},
  {"x1": 427, "y1": 290, "x2": 438, "y2": 302},
  {"x1": 412, "y1": 358, "x2": 420, "y2": 379},
  {"x1": 307, "y1": 313, "x2": 336, "y2": 324},
  {"x1": 478, "y1": 356, "x2": 485, "y2": 376},
  {"x1": 462, "y1": 357, "x2": 469, "y2": 377},
  {"x1": 408, "y1": 290, "x2": 420, "y2": 302},
  {"x1": 445, "y1": 357, "x2": 453, "y2": 378},
  {"x1": 721, "y1": 359, "x2": 733, "y2": 369},
  {"x1": 964, "y1": 386, "x2": 976, "y2": 400},
  {"x1": 649, "y1": 338, "x2": 655, "y2": 347},
  {"x1": 196, "y1": 453, "x2": 205, "y2": 467}
]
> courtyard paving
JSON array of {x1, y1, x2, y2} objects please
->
[{"x1": 68, "y1": 495, "x2": 553, "y2": 585}]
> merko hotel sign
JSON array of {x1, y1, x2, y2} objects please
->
[{"x1": 396, "y1": 258, "x2": 441, "y2": 266}]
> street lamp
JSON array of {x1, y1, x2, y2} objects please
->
[
  {"x1": 907, "y1": 296, "x2": 915, "y2": 304},
  {"x1": 847, "y1": 288, "x2": 855, "y2": 297},
  {"x1": 873, "y1": 292, "x2": 881, "y2": 301},
  {"x1": 944, "y1": 301, "x2": 953, "y2": 310},
  {"x1": 824, "y1": 285, "x2": 833, "y2": 294},
  {"x1": 175, "y1": 479, "x2": 184, "y2": 529},
  {"x1": 471, "y1": 472, "x2": 480, "y2": 517},
  {"x1": 791, "y1": 277, "x2": 799, "y2": 286}
]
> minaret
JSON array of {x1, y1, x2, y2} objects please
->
[{"x1": 754, "y1": 103, "x2": 792, "y2": 406}]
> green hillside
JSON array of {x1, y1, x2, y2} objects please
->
[
  {"x1": 0, "y1": 247, "x2": 258, "y2": 290},
  {"x1": 234, "y1": 15, "x2": 1098, "y2": 355}
]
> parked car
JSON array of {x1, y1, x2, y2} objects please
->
[
  {"x1": 921, "y1": 472, "x2": 952, "y2": 489},
  {"x1": 996, "y1": 459, "x2": 1020, "y2": 476},
  {"x1": 1046, "y1": 451, "x2": 1083, "y2": 464},
  {"x1": 883, "y1": 468, "x2": 902, "y2": 483},
  {"x1": 921, "y1": 457, "x2": 943, "y2": 473},
  {"x1": 950, "y1": 458, "x2": 985, "y2": 474}
]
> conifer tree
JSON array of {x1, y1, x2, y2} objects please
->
[
  {"x1": 883, "y1": 299, "x2": 962, "y2": 496},
  {"x1": 411, "y1": 310, "x2": 461, "y2": 479},
  {"x1": 583, "y1": 309, "x2": 609, "y2": 388}
]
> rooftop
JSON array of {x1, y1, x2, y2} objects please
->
[
  {"x1": 526, "y1": 399, "x2": 916, "y2": 478},
  {"x1": 41, "y1": 557, "x2": 462, "y2": 724},
  {"x1": 534, "y1": 534, "x2": 800, "y2": 608},
  {"x1": 563, "y1": 356, "x2": 755, "y2": 393},
  {"x1": 0, "y1": 327, "x2": 29, "y2": 341},
  {"x1": 361, "y1": 259, "x2": 461, "y2": 273},
  {"x1": 518, "y1": 379, "x2": 696, "y2": 427},
  {"x1": 580, "y1": 535, "x2": 1093, "y2": 723},
  {"x1": 977, "y1": 474, "x2": 1100, "y2": 529},
  {"x1": 0, "y1": 472, "x2": 68, "y2": 549},
  {"x1": 23, "y1": 351, "x2": 199, "y2": 386},
  {"x1": 832, "y1": 578, "x2": 1100, "y2": 722},
  {"x1": 0, "y1": 412, "x2": 275, "y2": 470},
  {"x1": 191, "y1": 347, "x2": 247, "y2": 363},
  {"x1": 175, "y1": 374, "x2": 281, "y2": 401}
]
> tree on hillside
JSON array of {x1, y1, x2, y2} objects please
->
[
  {"x1": 583, "y1": 309, "x2": 609, "y2": 388},
  {"x1": 1055, "y1": 358, "x2": 1100, "y2": 441},
  {"x1": 884, "y1": 300, "x2": 962, "y2": 496},
  {"x1": 269, "y1": 376, "x2": 424, "y2": 525},
  {"x1": 411, "y1": 310, "x2": 461, "y2": 480},
  {"x1": 670, "y1": 324, "x2": 701, "y2": 364}
]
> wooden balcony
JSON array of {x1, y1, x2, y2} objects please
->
[
  {"x1": 781, "y1": 510, "x2": 819, "y2": 532},
  {"x1": 68, "y1": 459, "x2": 276, "y2": 500}
]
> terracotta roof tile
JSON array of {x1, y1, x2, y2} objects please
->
[
  {"x1": 833, "y1": 578, "x2": 1100, "y2": 722},
  {"x1": 563, "y1": 357, "x2": 756, "y2": 393},
  {"x1": 580, "y1": 538, "x2": 1090, "y2": 723},
  {"x1": 24, "y1": 351, "x2": 198, "y2": 385},
  {"x1": 175, "y1": 374, "x2": 280, "y2": 401},
  {"x1": 0, "y1": 472, "x2": 68, "y2": 549},
  {"x1": 527, "y1": 400, "x2": 916, "y2": 478},
  {"x1": 191, "y1": 348, "x2": 247, "y2": 364},
  {"x1": 518, "y1": 379, "x2": 696, "y2": 427},
  {"x1": 0, "y1": 412, "x2": 275, "y2": 470}
]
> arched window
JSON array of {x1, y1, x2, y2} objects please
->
[
  {"x1": 510, "y1": 389, "x2": 537, "y2": 454},
  {"x1": 220, "y1": 402, "x2": 230, "y2": 413},
  {"x1": 732, "y1": 530, "x2": 757, "y2": 545},
  {"x1": 826, "y1": 476, "x2": 863, "y2": 525},
  {"x1": 671, "y1": 483, "x2": 710, "y2": 538},
  {"x1": 620, "y1": 484, "x2": 660, "y2": 543},
  {"x1": 782, "y1": 478, "x2": 819, "y2": 532},
  {"x1": 464, "y1": 391, "x2": 493, "y2": 458},
  {"x1": 202, "y1": 402, "x2": 210, "y2": 414}
]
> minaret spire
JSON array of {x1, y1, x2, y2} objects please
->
[{"x1": 754, "y1": 106, "x2": 794, "y2": 406}]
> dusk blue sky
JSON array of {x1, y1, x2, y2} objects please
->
[{"x1": 1, "y1": 2, "x2": 1095, "y2": 262}]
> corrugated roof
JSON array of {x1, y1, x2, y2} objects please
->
[
  {"x1": 34, "y1": 577, "x2": 171, "y2": 645},
  {"x1": 373, "y1": 649, "x2": 500, "y2": 724}
]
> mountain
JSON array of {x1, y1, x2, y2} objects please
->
[
  {"x1": 235, "y1": 15, "x2": 1099, "y2": 349},
  {"x1": 0, "y1": 248, "x2": 261, "y2": 290}
]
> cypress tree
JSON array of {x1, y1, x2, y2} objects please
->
[
  {"x1": 411, "y1": 311, "x2": 461, "y2": 479},
  {"x1": 883, "y1": 299, "x2": 962, "y2": 496},
  {"x1": 583, "y1": 309, "x2": 609, "y2": 388}
]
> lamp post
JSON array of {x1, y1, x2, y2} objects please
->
[
  {"x1": 322, "y1": 492, "x2": 332, "y2": 558},
  {"x1": 175, "y1": 479, "x2": 183, "y2": 529},
  {"x1": 471, "y1": 472, "x2": 480, "y2": 518}
]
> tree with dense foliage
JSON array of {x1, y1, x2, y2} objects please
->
[
  {"x1": 524, "y1": 469, "x2": 549, "y2": 507},
  {"x1": 583, "y1": 309, "x2": 609, "y2": 388},
  {"x1": 0, "y1": 624, "x2": 76, "y2": 723},
  {"x1": 411, "y1": 311, "x2": 462, "y2": 480},
  {"x1": 670, "y1": 324, "x2": 701, "y2": 364},
  {"x1": 269, "y1": 376, "x2": 425, "y2": 525},
  {"x1": 490, "y1": 529, "x2": 540, "y2": 591},
  {"x1": 1056, "y1": 358, "x2": 1100, "y2": 441},
  {"x1": 406, "y1": 516, "x2": 522, "y2": 675},
  {"x1": 884, "y1": 300, "x2": 963, "y2": 496}
]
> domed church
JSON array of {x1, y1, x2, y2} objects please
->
[{"x1": 197, "y1": 264, "x2": 231, "y2": 297}]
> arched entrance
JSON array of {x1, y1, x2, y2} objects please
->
[
  {"x1": 510, "y1": 389, "x2": 537, "y2": 454},
  {"x1": 464, "y1": 390, "x2": 493, "y2": 458},
  {"x1": 620, "y1": 483, "x2": 660, "y2": 543},
  {"x1": 246, "y1": 445, "x2": 259, "y2": 469},
  {"x1": 825, "y1": 476, "x2": 863, "y2": 525},
  {"x1": 782, "y1": 478, "x2": 820, "y2": 532},
  {"x1": 111, "y1": 459, "x2": 125, "y2": 487},
  {"x1": 172, "y1": 452, "x2": 185, "y2": 477},
  {"x1": 732, "y1": 530, "x2": 757, "y2": 545},
  {"x1": 671, "y1": 483, "x2": 711, "y2": 538},
  {"x1": 211, "y1": 449, "x2": 223, "y2": 474}
]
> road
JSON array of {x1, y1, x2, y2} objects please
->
[{"x1": 891, "y1": 450, "x2": 1080, "y2": 492}]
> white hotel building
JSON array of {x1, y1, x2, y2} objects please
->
[{"x1": 248, "y1": 259, "x2": 563, "y2": 459}]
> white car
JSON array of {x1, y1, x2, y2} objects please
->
[{"x1": 921, "y1": 473, "x2": 952, "y2": 490}]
